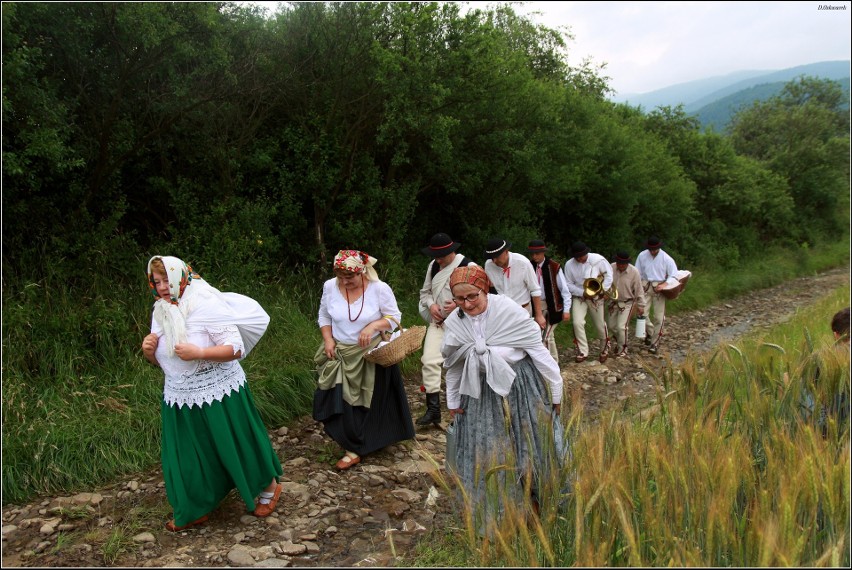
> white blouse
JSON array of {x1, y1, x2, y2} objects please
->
[
  {"x1": 152, "y1": 298, "x2": 247, "y2": 409},
  {"x1": 317, "y1": 278, "x2": 402, "y2": 344}
]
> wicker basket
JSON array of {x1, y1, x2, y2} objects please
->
[{"x1": 364, "y1": 317, "x2": 426, "y2": 367}]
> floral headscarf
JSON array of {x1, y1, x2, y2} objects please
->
[
  {"x1": 449, "y1": 265, "x2": 491, "y2": 293},
  {"x1": 147, "y1": 256, "x2": 198, "y2": 304},
  {"x1": 333, "y1": 250, "x2": 379, "y2": 281}
]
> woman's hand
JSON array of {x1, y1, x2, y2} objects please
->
[
  {"x1": 142, "y1": 333, "x2": 160, "y2": 364},
  {"x1": 449, "y1": 408, "x2": 464, "y2": 420},
  {"x1": 552, "y1": 403, "x2": 561, "y2": 416},
  {"x1": 442, "y1": 299, "x2": 456, "y2": 316},
  {"x1": 173, "y1": 342, "x2": 203, "y2": 361},
  {"x1": 358, "y1": 324, "x2": 377, "y2": 348},
  {"x1": 324, "y1": 337, "x2": 337, "y2": 360},
  {"x1": 562, "y1": 312, "x2": 571, "y2": 322}
]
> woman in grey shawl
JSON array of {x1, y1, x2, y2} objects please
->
[{"x1": 441, "y1": 265, "x2": 565, "y2": 532}]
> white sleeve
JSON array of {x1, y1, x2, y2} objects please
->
[
  {"x1": 565, "y1": 264, "x2": 584, "y2": 298},
  {"x1": 444, "y1": 362, "x2": 462, "y2": 410},
  {"x1": 378, "y1": 282, "x2": 403, "y2": 331},
  {"x1": 442, "y1": 329, "x2": 463, "y2": 409},
  {"x1": 666, "y1": 253, "x2": 679, "y2": 277},
  {"x1": 526, "y1": 342, "x2": 562, "y2": 405},
  {"x1": 318, "y1": 280, "x2": 333, "y2": 328},
  {"x1": 419, "y1": 262, "x2": 435, "y2": 310},
  {"x1": 556, "y1": 270, "x2": 572, "y2": 313},
  {"x1": 524, "y1": 262, "x2": 541, "y2": 298},
  {"x1": 600, "y1": 257, "x2": 614, "y2": 290}
]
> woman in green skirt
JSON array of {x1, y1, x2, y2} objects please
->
[{"x1": 141, "y1": 256, "x2": 283, "y2": 532}]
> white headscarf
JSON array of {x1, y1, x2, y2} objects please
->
[
  {"x1": 333, "y1": 249, "x2": 380, "y2": 282},
  {"x1": 147, "y1": 256, "x2": 192, "y2": 356}
]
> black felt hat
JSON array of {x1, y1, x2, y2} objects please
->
[
  {"x1": 526, "y1": 239, "x2": 550, "y2": 253},
  {"x1": 421, "y1": 233, "x2": 461, "y2": 257},
  {"x1": 571, "y1": 241, "x2": 590, "y2": 259},
  {"x1": 646, "y1": 236, "x2": 663, "y2": 249},
  {"x1": 484, "y1": 238, "x2": 511, "y2": 260}
]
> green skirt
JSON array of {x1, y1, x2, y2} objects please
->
[{"x1": 160, "y1": 383, "x2": 282, "y2": 526}]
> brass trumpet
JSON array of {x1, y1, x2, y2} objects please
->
[{"x1": 583, "y1": 275, "x2": 619, "y2": 301}]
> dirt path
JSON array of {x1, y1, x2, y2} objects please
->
[{"x1": 2, "y1": 267, "x2": 849, "y2": 568}]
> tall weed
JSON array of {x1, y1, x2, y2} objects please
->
[{"x1": 444, "y1": 283, "x2": 849, "y2": 566}]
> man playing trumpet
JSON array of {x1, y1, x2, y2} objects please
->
[{"x1": 563, "y1": 241, "x2": 614, "y2": 363}]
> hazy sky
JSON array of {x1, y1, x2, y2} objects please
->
[{"x1": 505, "y1": 1, "x2": 852, "y2": 96}]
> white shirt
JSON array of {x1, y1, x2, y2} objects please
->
[
  {"x1": 562, "y1": 253, "x2": 614, "y2": 297},
  {"x1": 318, "y1": 278, "x2": 402, "y2": 344},
  {"x1": 635, "y1": 249, "x2": 679, "y2": 285},
  {"x1": 484, "y1": 251, "x2": 541, "y2": 306}
]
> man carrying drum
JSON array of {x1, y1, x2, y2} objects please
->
[{"x1": 634, "y1": 236, "x2": 680, "y2": 354}]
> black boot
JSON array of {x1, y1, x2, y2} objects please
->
[{"x1": 416, "y1": 392, "x2": 442, "y2": 427}]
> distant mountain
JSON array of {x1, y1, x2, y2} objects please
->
[
  {"x1": 683, "y1": 61, "x2": 851, "y2": 113},
  {"x1": 612, "y1": 69, "x2": 772, "y2": 109},
  {"x1": 612, "y1": 60, "x2": 851, "y2": 118},
  {"x1": 694, "y1": 77, "x2": 851, "y2": 133}
]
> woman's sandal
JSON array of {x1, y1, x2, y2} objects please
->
[
  {"x1": 165, "y1": 514, "x2": 208, "y2": 532},
  {"x1": 253, "y1": 483, "x2": 282, "y2": 518},
  {"x1": 335, "y1": 453, "x2": 361, "y2": 470}
]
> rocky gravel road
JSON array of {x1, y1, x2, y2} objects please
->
[{"x1": 2, "y1": 266, "x2": 849, "y2": 568}]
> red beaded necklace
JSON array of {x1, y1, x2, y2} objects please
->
[{"x1": 345, "y1": 277, "x2": 365, "y2": 322}]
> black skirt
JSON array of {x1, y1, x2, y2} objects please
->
[{"x1": 312, "y1": 363, "x2": 415, "y2": 456}]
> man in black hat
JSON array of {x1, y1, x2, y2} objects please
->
[
  {"x1": 562, "y1": 241, "x2": 614, "y2": 363},
  {"x1": 527, "y1": 239, "x2": 572, "y2": 361},
  {"x1": 416, "y1": 233, "x2": 476, "y2": 427},
  {"x1": 634, "y1": 236, "x2": 679, "y2": 354},
  {"x1": 606, "y1": 251, "x2": 646, "y2": 358},
  {"x1": 483, "y1": 238, "x2": 546, "y2": 330}
]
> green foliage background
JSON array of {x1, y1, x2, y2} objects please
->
[{"x1": 2, "y1": 1, "x2": 850, "y2": 505}]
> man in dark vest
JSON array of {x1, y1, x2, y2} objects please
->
[{"x1": 526, "y1": 239, "x2": 572, "y2": 361}]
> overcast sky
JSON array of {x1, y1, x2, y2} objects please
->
[{"x1": 504, "y1": 1, "x2": 852, "y2": 96}]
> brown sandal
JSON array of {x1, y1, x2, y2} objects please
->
[
  {"x1": 165, "y1": 514, "x2": 208, "y2": 532},
  {"x1": 335, "y1": 454, "x2": 361, "y2": 470},
  {"x1": 253, "y1": 483, "x2": 282, "y2": 518}
]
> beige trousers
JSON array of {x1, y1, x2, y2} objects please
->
[
  {"x1": 644, "y1": 286, "x2": 667, "y2": 347},
  {"x1": 419, "y1": 322, "x2": 445, "y2": 393},
  {"x1": 571, "y1": 296, "x2": 609, "y2": 357},
  {"x1": 541, "y1": 307, "x2": 559, "y2": 361},
  {"x1": 606, "y1": 300, "x2": 634, "y2": 352}
]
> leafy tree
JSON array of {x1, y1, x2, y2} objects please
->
[
  {"x1": 728, "y1": 76, "x2": 850, "y2": 238},
  {"x1": 644, "y1": 106, "x2": 795, "y2": 262}
]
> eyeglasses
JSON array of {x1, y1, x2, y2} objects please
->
[{"x1": 453, "y1": 291, "x2": 482, "y2": 304}]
